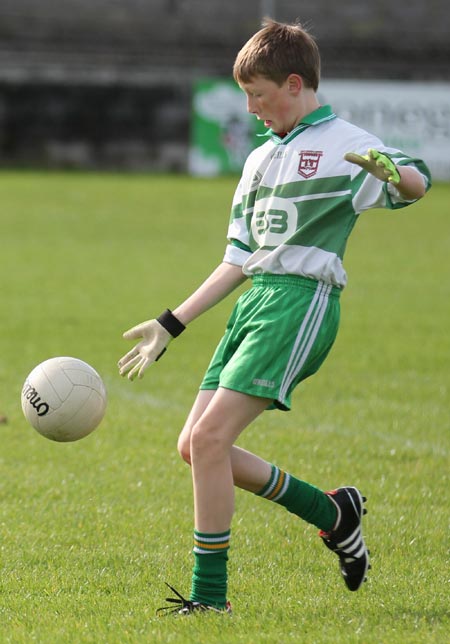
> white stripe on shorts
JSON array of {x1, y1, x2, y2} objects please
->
[{"x1": 279, "y1": 281, "x2": 332, "y2": 402}]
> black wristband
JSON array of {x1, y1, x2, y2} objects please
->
[{"x1": 157, "y1": 309, "x2": 186, "y2": 338}]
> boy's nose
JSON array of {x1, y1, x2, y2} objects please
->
[{"x1": 246, "y1": 97, "x2": 256, "y2": 114}]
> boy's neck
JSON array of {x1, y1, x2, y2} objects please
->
[
  {"x1": 276, "y1": 94, "x2": 320, "y2": 137},
  {"x1": 294, "y1": 90, "x2": 321, "y2": 129}
]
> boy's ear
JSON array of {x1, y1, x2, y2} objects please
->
[{"x1": 287, "y1": 74, "x2": 303, "y2": 94}]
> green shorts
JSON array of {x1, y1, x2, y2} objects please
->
[{"x1": 200, "y1": 274, "x2": 341, "y2": 410}]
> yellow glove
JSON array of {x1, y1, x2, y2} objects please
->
[
  {"x1": 118, "y1": 309, "x2": 185, "y2": 380},
  {"x1": 344, "y1": 148, "x2": 401, "y2": 185}
]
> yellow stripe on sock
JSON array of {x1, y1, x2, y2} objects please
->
[
  {"x1": 194, "y1": 540, "x2": 230, "y2": 550},
  {"x1": 266, "y1": 470, "x2": 285, "y2": 500}
]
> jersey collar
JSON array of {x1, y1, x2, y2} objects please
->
[{"x1": 260, "y1": 105, "x2": 336, "y2": 144}]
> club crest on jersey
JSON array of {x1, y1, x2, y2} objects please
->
[{"x1": 298, "y1": 150, "x2": 323, "y2": 178}]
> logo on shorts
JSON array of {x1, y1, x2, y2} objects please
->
[
  {"x1": 298, "y1": 150, "x2": 323, "y2": 178},
  {"x1": 253, "y1": 378, "x2": 275, "y2": 389}
]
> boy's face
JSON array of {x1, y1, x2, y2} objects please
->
[{"x1": 238, "y1": 74, "x2": 302, "y2": 135}]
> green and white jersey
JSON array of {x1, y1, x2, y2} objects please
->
[{"x1": 224, "y1": 105, "x2": 431, "y2": 288}]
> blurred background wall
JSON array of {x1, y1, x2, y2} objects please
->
[{"x1": 0, "y1": 0, "x2": 448, "y2": 171}]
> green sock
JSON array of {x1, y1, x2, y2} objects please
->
[
  {"x1": 256, "y1": 465, "x2": 337, "y2": 531},
  {"x1": 190, "y1": 530, "x2": 230, "y2": 609}
]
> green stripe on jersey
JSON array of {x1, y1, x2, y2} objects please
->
[
  {"x1": 242, "y1": 175, "x2": 349, "y2": 202},
  {"x1": 230, "y1": 238, "x2": 251, "y2": 253},
  {"x1": 287, "y1": 196, "x2": 357, "y2": 257}
]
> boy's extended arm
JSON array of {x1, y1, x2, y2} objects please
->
[
  {"x1": 345, "y1": 148, "x2": 426, "y2": 201},
  {"x1": 172, "y1": 262, "x2": 247, "y2": 326},
  {"x1": 118, "y1": 262, "x2": 247, "y2": 380}
]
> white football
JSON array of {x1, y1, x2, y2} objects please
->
[{"x1": 21, "y1": 357, "x2": 107, "y2": 442}]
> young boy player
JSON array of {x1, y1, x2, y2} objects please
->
[{"x1": 119, "y1": 19, "x2": 431, "y2": 613}]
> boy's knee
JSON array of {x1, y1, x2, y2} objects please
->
[
  {"x1": 177, "y1": 433, "x2": 191, "y2": 465},
  {"x1": 190, "y1": 420, "x2": 225, "y2": 463}
]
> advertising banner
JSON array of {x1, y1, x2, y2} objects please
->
[
  {"x1": 319, "y1": 80, "x2": 450, "y2": 181},
  {"x1": 189, "y1": 78, "x2": 266, "y2": 176}
]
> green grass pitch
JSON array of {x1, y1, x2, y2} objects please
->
[{"x1": 0, "y1": 171, "x2": 449, "y2": 643}]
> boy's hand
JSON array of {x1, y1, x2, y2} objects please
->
[
  {"x1": 118, "y1": 310, "x2": 185, "y2": 380},
  {"x1": 344, "y1": 148, "x2": 401, "y2": 185}
]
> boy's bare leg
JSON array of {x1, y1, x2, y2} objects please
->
[
  {"x1": 178, "y1": 389, "x2": 273, "y2": 495},
  {"x1": 175, "y1": 388, "x2": 271, "y2": 608},
  {"x1": 189, "y1": 387, "x2": 271, "y2": 532}
]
